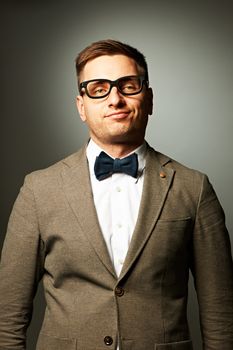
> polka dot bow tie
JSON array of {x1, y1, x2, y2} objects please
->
[{"x1": 94, "y1": 151, "x2": 138, "y2": 181}]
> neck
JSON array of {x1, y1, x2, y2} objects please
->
[{"x1": 91, "y1": 138, "x2": 144, "y2": 158}]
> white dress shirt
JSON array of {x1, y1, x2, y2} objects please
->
[{"x1": 86, "y1": 139, "x2": 147, "y2": 277}]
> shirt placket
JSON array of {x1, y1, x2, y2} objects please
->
[{"x1": 110, "y1": 174, "x2": 130, "y2": 277}]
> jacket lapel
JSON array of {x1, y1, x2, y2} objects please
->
[
  {"x1": 61, "y1": 146, "x2": 116, "y2": 279},
  {"x1": 119, "y1": 146, "x2": 175, "y2": 280}
]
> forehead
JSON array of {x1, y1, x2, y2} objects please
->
[{"x1": 80, "y1": 54, "x2": 143, "y2": 82}]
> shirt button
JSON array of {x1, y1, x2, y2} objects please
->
[
  {"x1": 117, "y1": 223, "x2": 122, "y2": 229},
  {"x1": 115, "y1": 286, "x2": 125, "y2": 297},
  {"x1": 104, "y1": 336, "x2": 113, "y2": 346},
  {"x1": 116, "y1": 186, "x2": 122, "y2": 192}
]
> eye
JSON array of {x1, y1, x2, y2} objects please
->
[
  {"x1": 88, "y1": 81, "x2": 109, "y2": 97},
  {"x1": 123, "y1": 83, "x2": 135, "y2": 91},
  {"x1": 93, "y1": 87, "x2": 105, "y2": 95},
  {"x1": 120, "y1": 78, "x2": 141, "y2": 93}
]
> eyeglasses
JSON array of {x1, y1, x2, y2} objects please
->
[{"x1": 79, "y1": 75, "x2": 148, "y2": 99}]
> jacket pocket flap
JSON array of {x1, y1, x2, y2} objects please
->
[
  {"x1": 155, "y1": 339, "x2": 192, "y2": 349},
  {"x1": 36, "y1": 332, "x2": 76, "y2": 350}
]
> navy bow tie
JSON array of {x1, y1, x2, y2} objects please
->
[{"x1": 94, "y1": 151, "x2": 138, "y2": 181}]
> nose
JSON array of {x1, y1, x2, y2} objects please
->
[{"x1": 107, "y1": 86, "x2": 125, "y2": 107}]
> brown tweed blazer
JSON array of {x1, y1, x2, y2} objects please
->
[{"x1": 0, "y1": 144, "x2": 232, "y2": 350}]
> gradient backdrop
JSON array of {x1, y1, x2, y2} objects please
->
[{"x1": 1, "y1": 1, "x2": 233, "y2": 349}]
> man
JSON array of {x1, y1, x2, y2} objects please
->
[{"x1": 0, "y1": 39, "x2": 232, "y2": 350}]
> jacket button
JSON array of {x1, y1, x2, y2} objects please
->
[
  {"x1": 115, "y1": 286, "x2": 124, "y2": 297},
  {"x1": 104, "y1": 336, "x2": 113, "y2": 346}
]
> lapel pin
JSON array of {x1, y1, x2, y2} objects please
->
[{"x1": 159, "y1": 171, "x2": 166, "y2": 178}]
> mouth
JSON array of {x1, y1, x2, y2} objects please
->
[{"x1": 105, "y1": 111, "x2": 130, "y2": 119}]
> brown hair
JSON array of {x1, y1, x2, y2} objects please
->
[{"x1": 75, "y1": 39, "x2": 149, "y2": 85}]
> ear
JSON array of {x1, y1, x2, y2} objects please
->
[
  {"x1": 76, "y1": 95, "x2": 86, "y2": 122},
  {"x1": 147, "y1": 87, "x2": 153, "y2": 116}
]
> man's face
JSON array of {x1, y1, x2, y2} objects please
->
[{"x1": 76, "y1": 54, "x2": 153, "y2": 148}]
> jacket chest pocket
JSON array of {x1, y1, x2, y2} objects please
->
[{"x1": 154, "y1": 217, "x2": 193, "y2": 255}]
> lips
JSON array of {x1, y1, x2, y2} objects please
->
[{"x1": 105, "y1": 111, "x2": 130, "y2": 119}]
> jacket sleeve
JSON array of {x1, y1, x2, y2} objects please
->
[
  {"x1": 191, "y1": 174, "x2": 233, "y2": 349},
  {"x1": 0, "y1": 175, "x2": 44, "y2": 349}
]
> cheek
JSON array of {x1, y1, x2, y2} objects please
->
[
  {"x1": 134, "y1": 101, "x2": 148, "y2": 117},
  {"x1": 141, "y1": 99, "x2": 151, "y2": 115},
  {"x1": 83, "y1": 104, "x2": 96, "y2": 118},
  {"x1": 84, "y1": 104, "x2": 104, "y2": 125}
]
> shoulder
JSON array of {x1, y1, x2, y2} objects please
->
[
  {"x1": 23, "y1": 145, "x2": 87, "y2": 189},
  {"x1": 147, "y1": 144, "x2": 208, "y2": 188},
  {"x1": 148, "y1": 144, "x2": 203, "y2": 173},
  {"x1": 147, "y1": 145, "x2": 219, "y2": 212}
]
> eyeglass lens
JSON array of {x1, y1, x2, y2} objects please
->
[{"x1": 86, "y1": 76, "x2": 143, "y2": 98}]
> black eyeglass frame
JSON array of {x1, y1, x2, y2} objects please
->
[{"x1": 79, "y1": 75, "x2": 148, "y2": 99}]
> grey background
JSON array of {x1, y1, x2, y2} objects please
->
[{"x1": 1, "y1": 1, "x2": 233, "y2": 349}]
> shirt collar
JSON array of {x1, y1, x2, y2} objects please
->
[{"x1": 86, "y1": 138, "x2": 147, "y2": 176}]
